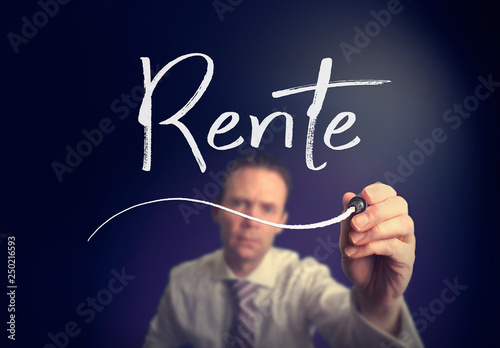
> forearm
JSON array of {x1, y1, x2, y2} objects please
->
[{"x1": 355, "y1": 287, "x2": 404, "y2": 336}]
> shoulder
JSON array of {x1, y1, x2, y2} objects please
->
[
  {"x1": 271, "y1": 247, "x2": 333, "y2": 282},
  {"x1": 271, "y1": 249, "x2": 348, "y2": 305},
  {"x1": 271, "y1": 247, "x2": 328, "y2": 271},
  {"x1": 170, "y1": 250, "x2": 221, "y2": 285}
]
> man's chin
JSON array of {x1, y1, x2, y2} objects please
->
[{"x1": 234, "y1": 246, "x2": 262, "y2": 261}]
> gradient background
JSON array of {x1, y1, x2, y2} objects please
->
[{"x1": 2, "y1": 0, "x2": 500, "y2": 347}]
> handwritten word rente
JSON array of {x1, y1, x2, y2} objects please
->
[{"x1": 138, "y1": 54, "x2": 391, "y2": 172}]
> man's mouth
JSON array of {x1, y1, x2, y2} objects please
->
[{"x1": 237, "y1": 236, "x2": 259, "y2": 245}]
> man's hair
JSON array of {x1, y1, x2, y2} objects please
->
[{"x1": 217, "y1": 153, "x2": 292, "y2": 206}]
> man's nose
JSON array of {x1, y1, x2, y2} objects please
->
[{"x1": 241, "y1": 205, "x2": 261, "y2": 228}]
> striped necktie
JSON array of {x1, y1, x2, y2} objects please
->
[{"x1": 226, "y1": 280, "x2": 259, "y2": 348}]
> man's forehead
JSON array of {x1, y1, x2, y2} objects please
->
[{"x1": 224, "y1": 167, "x2": 287, "y2": 200}]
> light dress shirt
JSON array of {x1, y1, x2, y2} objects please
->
[{"x1": 143, "y1": 247, "x2": 424, "y2": 348}]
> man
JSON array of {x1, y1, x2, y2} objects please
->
[{"x1": 143, "y1": 154, "x2": 423, "y2": 347}]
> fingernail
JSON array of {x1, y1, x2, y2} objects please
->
[
  {"x1": 345, "y1": 246, "x2": 358, "y2": 257},
  {"x1": 353, "y1": 214, "x2": 368, "y2": 230},
  {"x1": 350, "y1": 232, "x2": 364, "y2": 244},
  {"x1": 365, "y1": 186, "x2": 378, "y2": 199},
  {"x1": 365, "y1": 186, "x2": 376, "y2": 197}
]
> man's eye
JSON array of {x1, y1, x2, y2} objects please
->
[
  {"x1": 264, "y1": 206, "x2": 274, "y2": 214},
  {"x1": 232, "y1": 200, "x2": 243, "y2": 208}
]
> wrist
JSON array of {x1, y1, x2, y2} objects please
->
[{"x1": 354, "y1": 287, "x2": 403, "y2": 336}]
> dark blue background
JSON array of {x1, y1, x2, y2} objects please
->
[{"x1": 2, "y1": 0, "x2": 499, "y2": 347}]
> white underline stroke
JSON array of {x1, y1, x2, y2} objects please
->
[{"x1": 87, "y1": 198, "x2": 355, "y2": 242}]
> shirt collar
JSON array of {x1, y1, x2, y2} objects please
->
[{"x1": 212, "y1": 248, "x2": 277, "y2": 288}]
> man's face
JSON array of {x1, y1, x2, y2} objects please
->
[{"x1": 214, "y1": 167, "x2": 288, "y2": 265}]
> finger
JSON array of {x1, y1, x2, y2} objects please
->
[
  {"x1": 349, "y1": 215, "x2": 415, "y2": 246},
  {"x1": 362, "y1": 182, "x2": 397, "y2": 205},
  {"x1": 344, "y1": 238, "x2": 415, "y2": 263},
  {"x1": 351, "y1": 195, "x2": 409, "y2": 232}
]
